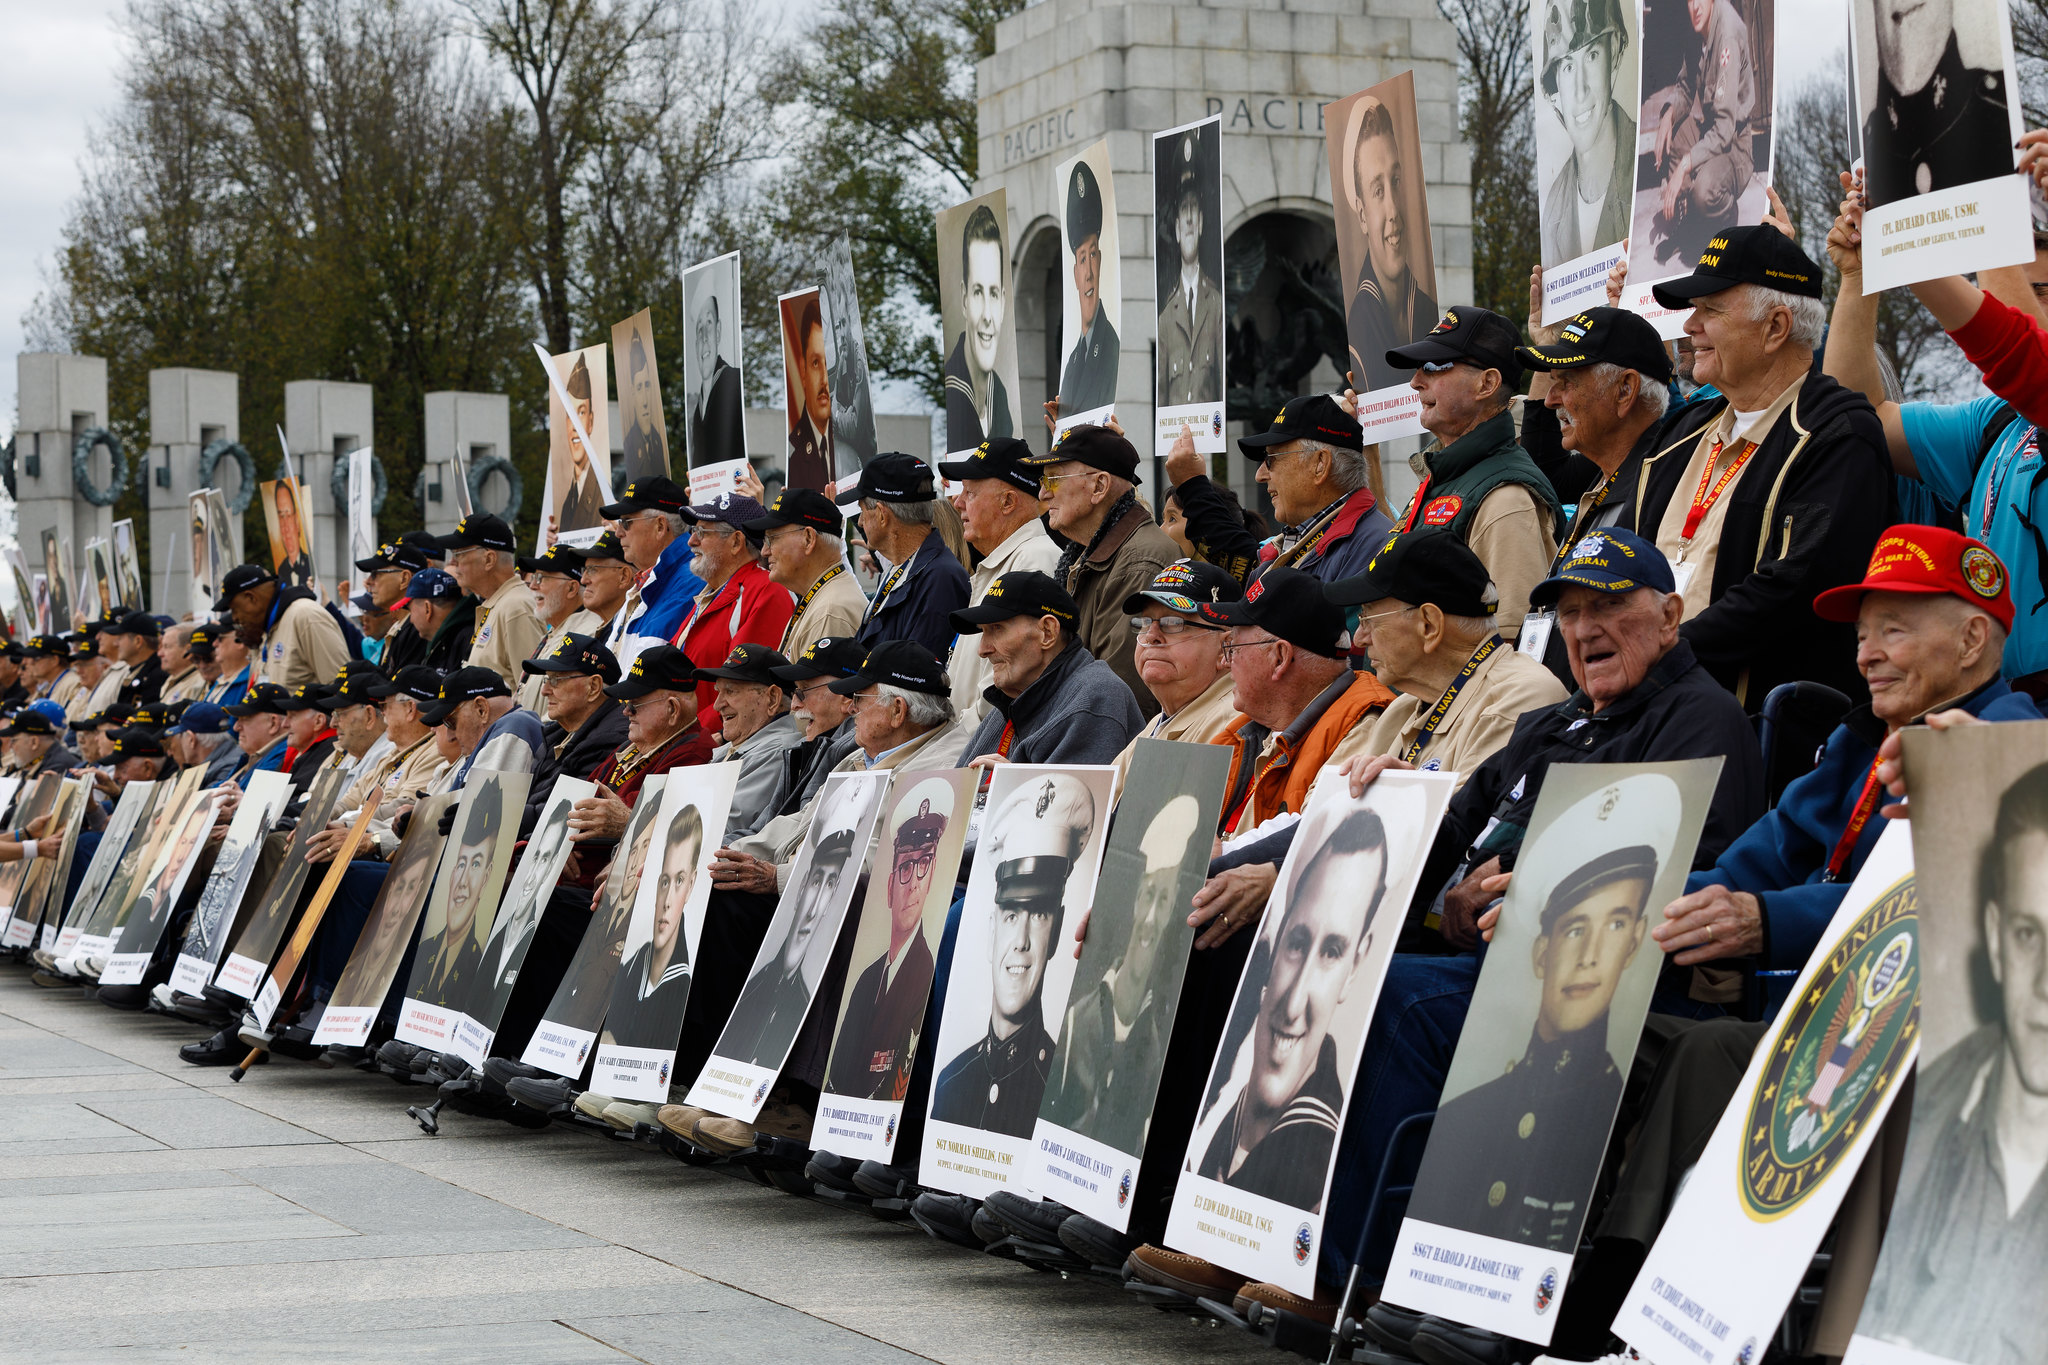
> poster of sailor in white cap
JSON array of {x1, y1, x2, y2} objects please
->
[
  {"x1": 1386, "y1": 760, "x2": 1719, "y2": 1342},
  {"x1": 920, "y1": 764, "x2": 1120, "y2": 1201},
  {"x1": 814, "y1": 769, "x2": 977, "y2": 1165},
  {"x1": 1030, "y1": 741, "x2": 1230, "y2": 1231},
  {"x1": 1053, "y1": 138, "x2": 1123, "y2": 437},
  {"x1": 591, "y1": 763, "x2": 737, "y2": 1102},
  {"x1": 687, "y1": 770, "x2": 892, "y2": 1121},
  {"x1": 1164, "y1": 766, "x2": 1452, "y2": 1297}
]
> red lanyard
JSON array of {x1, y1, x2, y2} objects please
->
[
  {"x1": 1824, "y1": 757, "x2": 1885, "y2": 882},
  {"x1": 1398, "y1": 475, "x2": 1432, "y2": 533},
  {"x1": 1681, "y1": 438, "x2": 1755, "y2": 542},
  {"x1": 996, "y1": 721, "x2": 1015, "y2": 758}
]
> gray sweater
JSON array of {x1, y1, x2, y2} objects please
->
[{"x1": 957, "y1": 643, "x2": 1143, "y2": 769}]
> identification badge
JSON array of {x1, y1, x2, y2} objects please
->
[
  {"x1": 1517, "y1": 610, "x2": 1555, "y2": 660},
  {"x1": 1670, "y1": 560, "x2": 1698, "y2": 599}
]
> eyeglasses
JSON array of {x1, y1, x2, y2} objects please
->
[
  {"x1": 1354, "y1": 604, "x2": 1417, "y2": 628},
  {"x1": 616, "y1": 512, "x2": 667, "y2": 530},
  {"x1": 1218, "y1": 635, "x2": 1284, "y2": 660},
  {"x1": 1129, "y1": 615, "x2": 1218, "y2": 640},
  {"x1": 619, "y1": 698, "x2": 673, "y2": 718},
  {"x1": 793, "y1": 681, "x2": 837, "y2": 704},
  {"x1": 1038, "y1": 468, "x2": 1097, "y2": 495}
]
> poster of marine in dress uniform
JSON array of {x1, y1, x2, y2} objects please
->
[
  {"x1": 1053, "y1": 138, "x2": 1122, "y2": 437},
  {"x1": 938, "y1": 189, "x2": 1024, "y2": 460},
  {"x1": 1387, "y1": 760, "x2": 1719, "y2": 1342},
  {"x1": 1165, "y1": 766, "x2": 1453, "y2": 1298},
  {"x1": 1845, "y1": 723, "x2": 2048, "y2": 1365},
  {"x1": 814, "y1": 769, "x2": 976, "y2": 1165},
  {"x1": 396, "y1": 771, "x2": 529, "y2": 1051},
  {"x1": 1153, "y1": 117, "x2": 1226, "y2": 457},
  {"x1": 1327, "y1": 73, "x2": 1441, "y2": 443},
  {"x1": 920, "y1": 765, "x2": 1119, "y2": 1201},
  {"x1": 1851, "y1": 0, "x2": 2031, "y2": 292},
  {"x1": 1611, "y1": 822, "x2": 1918, "y2": 1365},
  {"x1": 1030, "y1": 741, "x2": 1229, "y2": 1231},
  {"x1": 1534, "y1": 0, "x2": 1641, "y2": 320}
]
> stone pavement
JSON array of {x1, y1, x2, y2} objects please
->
[{"x1": 0, "y1": 972, "x2": 1277, "y2": 1365}]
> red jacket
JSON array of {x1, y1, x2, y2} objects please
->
[{"x1": 677, "y1": 561, "x2": 794, "y2": 734}]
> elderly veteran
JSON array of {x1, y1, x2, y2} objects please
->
[
  {"x1": 746, "y1": 487, "x2": 868, "y2": 663},
  {"x1": 161, "y1": 703, "x2": 240, "y2": 787},
  {"x1": 224, "y1": 682, "x2": 294, "y2": 788},
  {"x1": 512, "y1": 542, "x2": 601, "y2": 717},
  {"x1": 1110, "y1": 559, "x2": 1242, "y2": 789},
  {"x1": 516, "y1": 634, "x2": 628, "y2": 834},
  {"x1": 601, "y1": 476, "x2": 706, "y2": 668},
  {"x1": 562, "y1": 644, "x2": 716, "y2": 869},
  {"x1": 672, "y1": 491, "x2": 792, "y2": 737},
  {"x1": 216, "y1": 562, "x2": 350, "y2": 691},
  {"x1": 762, "y1": 635, "x2": 865, "y2": 823},
  {"x1": 157, "y1": 623, "x2": 206, "y2": 705},
  {"x1": 75, "y1": 630, "x2": 128, "y2": 720},
  {"x1": 1025, "y1": 424, "x2": 1183, "y2": 714},
  {"x1": 940, "y1": 437, "x2": 1063, "y2": 718},
  {"x1": 107, "y1": 611, "x2": 166, "y2": 707},
  {"x1": 696, "y1": 643, "x2": 805, "y2": 841},
  {"x1": 0, "y1": 706, "x2": 78, "y2": 779},
  {"x1": 1163, "y1": 392, "x2": 1393, "y2": 586},
  {"x1": 852, "y1": 452, "x2": 971, "y2": 662},
  {"x1": 355, "y1": 539, "x2": 433, "y2": 675},
  {"x1": 953, "y1": 570, "x2": 1144, "y2": 768},
  {"x1": 20, "y1": 635, "x2": 85, "y2": 716},
  {"x1": 1335, "y1": 530, "x2": 1567, "y2": 789}
]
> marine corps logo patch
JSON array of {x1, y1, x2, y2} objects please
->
[
  {"x1": 1961, "y1": 546, "x2": 2004, "y2": 599},
  {"x1": 1421, "y1": 495, "x2": 1463, "y2": 526},
  {"x1": 1739, "y1": 873, "x2": 1917, "y2": 1222}
]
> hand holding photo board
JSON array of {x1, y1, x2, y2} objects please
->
[{"x1": 169, "y1": 771, "x2": 293, "y2": 997}]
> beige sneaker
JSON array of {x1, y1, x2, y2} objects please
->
[
  {"x1": 571, "y1": 1091, "x2": 616, "y2": 1122},
  {"x1": 656, "y1": 1102, "x2": 715, "y2": 1138},
  {"x1": 599, "y1": 1099, "x2": 663, "y2": 1131},
  {"x1": 752, "y1": 1097, "x2": 814, "y2": 1143},
  {"x1": 690, "y1": 1115, "x2": 763, "y2": 1154}
]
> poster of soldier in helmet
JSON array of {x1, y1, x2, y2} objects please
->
[
  {"x1": 686, "y1": 771, "x2": 892, "y2": 1121},
  {"x1": 1386, "y1": 760, "x2": 1719, "y2": 1341},
  {"x1": 611, "y1": 307, "x2": 671, "y2": 487},
  {"x1": 1850, "y1": 0, "x2": 2031, "y2": 292},
  {"x1": 1053, "y1": 138, "x2": 1123, "y2": 437},
  {"x1": 1153, "y1": 117, "x2": 1226, "y2": 457},
  {"x1": 813, "y1": 769, "x2": 977, "y2": 1165},
  {"x1": 1533, "y1": 0, "x2": 1640, "y2": 321},
  {"x1": 920, "y1": 764, "x2": 1120, "y2": 1201},
  {"x1": 542, "y1": 343, "x2": 613, "y2": 550},
  {"x1": 1326, "y1": 72, "x2": 1441, "y2": 443},
  {"x1": 1029, "y1": 741, "x2": 1229, "y2": 1231},
  {"x1": 1623, "y1": 0, "x2": 1776, "y2": 335},
  {"x1": 1164, "y1": 767, "x2": 1453, "y2": 1297}
]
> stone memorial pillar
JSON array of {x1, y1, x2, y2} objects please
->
[
  {"x1": 14, "y1": 354, "x2": 112, "y2": 621},
  {"x1": 284, "y1": 379, "x2": 375, "y2": 592},
  {"x1": 148, "y1": 367, "x2": 240, "y2": 619},
  {"x1": 423, "y1": 392, "x2": 512, "y2": 539}
]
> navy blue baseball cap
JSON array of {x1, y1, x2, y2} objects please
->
[
  {"x1": 166, "y1": 702, "x2": 233, "y2": 736},
  {"x1": 404, "y1": 568, "x2": 462, "y2": 603},
  {"x1": 1528, "y1": 528, "x2": 1676, "y2": 607}
]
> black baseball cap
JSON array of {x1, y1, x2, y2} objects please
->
[
  {"x1": 744, "y1": 487, "x2": 844, "y2": 536},
  {"x1": 0, "y1": 709, "x2": 58, "y2": 737},
  {"x1": 188, "y1": 623, "x2": 224, "y2": 649},
  {"x1": 949, "y1": 571, "x2": 1080, "y2": 633},
  {"x1": 106, "y1": 727, "x2": 168, "y2": 762},
  {"x1": 1528, "y1": 528, "x2": 1676, "y2": 607},
  {"x1": 516, "y1": 543, "x2": 585, "y2": 577},
  {"x1": 365, "y1": 665, "x2": 445, "y2": 705},
  {"x1": 130, "y1": 702, "x2": 182, "y2": 732},
  {"x1": 212, "y1": 564, "x2": 276, "y2": 612},
  {"x1": 1238, "y1": 393, "x2": 1365, "y2": 455},
  {"x1": 357, "y1": 540, "x2": 432, "y2": 574},
  {"x1": 21, "y1": 635, "x2": 67, "y2": 659},
  {"x1": 521, "y1": 632, "x2": 621, "y2": 683},
  {"x1": 1197, "y1": 566, "x2": 1349, "y2": 658},
  {"x1": 433, "y1": 513, "x2": 516, "y2": 554},
  {"x1": 1650, "y1": 225, "x2": 1825, "y2": 310},
  {"x1": 828, "y1": 640, "x2": 950, "y2": 698},
  {"x1": 565, "y1": 529, "x2": 628, "y2": 564},
  {"x1": 854, "y1": 452, "x2": 939, "y2": 504},
  {"x1": 71, "y1": 635, "x2": 102, "y2": 661},
  {"x1": 111, "y1": 610, "x2": 160, "y2": 638},
  {"x1": 279, "y1": 683, "x2": 335, "y2": 713},
  {"x1": 420, "y1": 665, "x2": 512, "y2": 725},
  {"x1": 400, "y1": 530, "x2": 446, "y2": 562},
  {"x1": 771, "y1": 635, "x2": 868, "y2": 683},
  {"x1": 1324, "y1": 529, "x2": 1497, "y2": 618},
  {"x1": 683, "y1": 492, "x2": 767, "y2": 534},
  {"x1": 225, "y1": 682, "x2": 294, "y2": 717},
  {"x1": 600, "y1": 476, "x2": 689, "y2": 519},
  {"x1": 1516, "y1": 307, "x2": 1675, "y2": 384},
  {"x1": 1387, "y1": 306, "x2": 1524, "y2": 380},
  {"x1": 695, "y1": 642, "x2": 793, "y2": 691},
  {"x1": 75, "y1": 704, "x2": 134, "y2": 731},
  {"x1": 315, "y1": 671, "x2": 384, "y2": 711},
  {"x1": 1026, "y1": 424, "x2": 1140, "y2": 482},
  {"x1": 605, "y1": 644, "x2": 697, "y2": 700},
  {"x1": 937, "y1": 436, "x2": 1041, "y2": 495},
  {"x1": 1122, "y1": 559, "x2": 1241, "y2": 616}
]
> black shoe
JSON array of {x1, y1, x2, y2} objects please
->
[
  {"x1": 983, "y1": 1190, "x2": 1072, "y2": 1242},
  {"x1": 97, "y1": 983, "x2": 150, "y2": 1010},
  {"x1": 909, "y1": 1192, "x2": 986, "y2": 1249},
  {"x1": 377, "y1": 1039, "x2": 420, "y2": 1070},
  {"x1": 180, "y1": 1027, "x2": 261, "y2": 1067},
  {"x1": 1364, "y1": 1303, "x2": 1429, "y2": 1359},
  {"x1": 1057, "y1": 1211, "x2": 1136, "y2": 1267},
  {"x1": 805, "y1": 1150, "x2": 865, "y2": 1195},
  {"x1": 968, "y1": 1205, "x2": 1007, "y2": 1246},
  {"x1": 1411, "y1": 1321, "x2": 1528, "y2": 1365},
  {"x1": 852, "y1": 1160, "x2": 919, "y2": 1201},
  {"x1": 482, "y1": 1056, "x2": 546, "y2": 1087},
  {"x1": 504, "y1": 1075, "x2": 577, "y2": 1114}
]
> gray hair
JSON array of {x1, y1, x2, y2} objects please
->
[
  {"x1": 493, "y1": 549, "x2": 518, "y2": 572},
  {"x1": 863, "y1": 497, "x2": 938, "y2": 526},
  {"x1": 662, "y1": 511, "x2": 691, "y2": 537},
  {"x1": 875, "y1": 682, "x2": 955, "y2": 730},
  {"x1": 1580, "y1": 361, "x2": 1670, "y2": 420},
  {"x1": 1293, "y1": 438, "x2": 1371, "y2": 494},
  {"x1": 1743, "y1": 284, "x2": 1827, "y2": 350}
]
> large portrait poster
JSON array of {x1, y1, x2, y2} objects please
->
[
  {"x1": 819, "y1": 234, "x2": 878, "y2": 490},
  {"x1": 22, "y1": 778, "x2": 91, "y2": 953},
  {"x1": 523, "y1": 775, "x2": 669, "y2": 1078},
  {"x1": 937, "y1": 188, "x2": 1023, "y2": 459},
  {"x1": 1328, "y1": 72, "x2": 1441, "y2": 442},
  {"x1": 1030, "y1": 741, "x2": 1231, "y2": 1230},
  {"x1": 1624, "y1": 0, "x2": 1777, "y2": 336},
  {"x1": 0, "y1": 775, "x2": 64, "y2": 946},
  {"x1": 1534, "y1": 0, "x2": 1641, "y2": 320},
  {"x1": 592, "y1": 763, "x2": 738, "y2": 1101},
  {"x1": 39, "y1": 530, "x2": 70, "y2": 632},
  {"x1": 7, "y1": 548, "x2": 36, "y2": 638},
  {"x1": 1154, "y1": 116, "x2": 1226, "y2": 456},
  {"x1": 53, "y1": 780, "x2": 156, "y2": 960},
  {"x1": 187, "y1": 493, "x2": 215, "y2": 618},
  {"x1": 778, "y1": 288, "x2": 835, "y2": 494},
  {"x1": 308, "y1": 793, "x2": 454, "y2": 1048},
  {"x1": 1852, "y1": 0, "x2": 2030, "y2": 292},
  {"x1": 80, "y1": 770, "x2": 207, "y2": 967},
  {"x1": 101, "y1": 789, "x2": 231, "y2": 986},
  {"x1": 396, "y1": 770, "x2": 530, "y2": 1050},
  {"x1": 1387, "y1": 760, "x2": 1720, "y2": 1341},
  {"x1": 256, "y1": 479, "x2": 315, "y2": 599},
  {"x1": 112, "y1": 518, "x2": 145, "y2": 611},
  {"x1": 1615, "y1": 822, "x2": 1918, "y2": 1365},
  {"x1": 541, "y1": 344, "x2": 613, "y2": 551},
  {"x1": 169, "y1": 771, "x2": 293, "y2": 996},
  {"x1": 611, "y1": 307, "x2": 671, "y2": 487},
  {"x1": 814, "y1": 769, "x2": 977, "y2": 1165},
  {"x1": 686, "y1": 769, "x2": 890, "y2": 1118},
  {"x1": 1164, "y1": 767, "x2": 1454, "y2": 1296},
  {"x1": 345, "y1": 447, "x2": 377, "y2": 595},
  {"x1": 1053, "y1": 137, "x2": 1122, "y2": 435},
  {"x1": 216, "y1": 768, "x2": 350, "y2": 999},
  {"x1": 681, "y1": 251, "x2": 748, "y2": 501},
  {"x1": 86, "y1": 540, "x2": 116, "y2": 615},
  {"x1": 919, "y1": 765, "x2": 1120, "y2": 1201},
  {"x1": 1845, "y1": 723, "x2": 2048, "y2": 1365}
]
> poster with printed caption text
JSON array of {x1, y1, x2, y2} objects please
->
[
  {"x1": 396, "y1": 771, "x2": 530, "y2": 1050},
  {"x1": 681, "y1": 251, "x2": 748, "y2": 501},
  {"x1": 311, "y1": 793, "x2": 455, "y2": 1049},
  {"x1": 1154, "y1": 117, "x2": 1226, "y2": 456},
  {"x1": 938, "y1": 188, "x2": 1024, "y2": 460},
  {"x1": 217, "y1": 769, "x2": 350, "y2": 999},
  {"x1": 54, "y1": 781, "x2": 157, "y2": 961},
  {"x1": 1614, "y1": 822, "x2": 1918, "y2": 1365},
  {"x1": 1164, "y1": 767, "x2": 1454, "y2": 1296},
  {"x1": 101, "y1": 790, "x2": 232, "y2": 986},
  {"x1": 1386, "y1": 760, "x2": 1719, "y2": 1341}
]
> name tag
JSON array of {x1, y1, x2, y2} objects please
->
[{"x1": 1517, "y1": 610, "x2": 1555, "y2": 660}]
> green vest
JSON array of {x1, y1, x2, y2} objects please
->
[{"x1": 1394, "y1": 410, "x2": 1562, "y2": 543}]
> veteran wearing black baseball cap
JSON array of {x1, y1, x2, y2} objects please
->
[
  {"x1": 850, "y1": 453, "x2": 971, "y2": 662},
  {"x1": 212, "y1": 557, "x2": 351, "y2": 694},
  {"x1": 815, "y1": 640, "x2": 962, "y2": 770},
  {"x1": 589, "y1": 644, "x2": 711, "y2": 798},
  {"x1": 1200, "y1": 391, "x2": 1393, "y2": 584},
  {"x1": 417, "y1": 669, "x2": 533, "y2": 793},
  {"x1": 564, "y1": 528, "x2": 636, "y2": 635},
  {"x1": 951, "y1": 570, "x2": 1144, "y2": 768},
  {"x1": 1110, "y1": 560, "x2": 1241, "y2": 774},
  {"x1": 769, "y1": 634, "x2": 868, "y2": 761},
  {"x1": 434, "y1": 514, "x2": 547, "y2": 692},
  {"x1": 938, "y1": 435, "x2": 1063, "y2": 720},
  {"x1": 746, "y1": 487, "x2": 867, "y2": 663},
  {"x1": 698, "y1": 644, "x2": 802, "y2": 826}
]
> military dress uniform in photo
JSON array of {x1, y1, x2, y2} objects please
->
[
  {"x1": 823, "y1": 800, "x2": 947, "y2": 1101},
  {"x1": 1059, "y1": 158, "x2": 1119, "y2": 415},
  {"x1": 1156, "y1": 134, "x2": 1222, "y2": 407},
  {"x1": 1862, "y1": 33, "x2": 2013, "y2": 205},
  {"x1": 720, "y1": 823, "x2": 862, "y2": 1068},
  {"x1": 1196, "y1": 1034, "x2": 1346, "y2": 1211}
]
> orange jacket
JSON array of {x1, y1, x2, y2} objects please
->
[{"x1": 1213, "y1": 671, "x2": 1396, "y2": 832}]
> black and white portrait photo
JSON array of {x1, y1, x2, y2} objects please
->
[
  {"x1": 820, "y1": 235, "x2": 878, "y2": 482},
  {"x1": 1153, "y1": 117, "x2": 1225, "y2": 454},
  {"x1": 1054, "y1": 137, "x2": 1121, "y2": 431},
  {"x1": 611, "y1": 307, "x2": 671, "y2": 487},
  {"x1": 937, "y1": 189, "x2": 1022, "y2": 458},
  {"x1": 682, "y1": 251, "x2": 746, "y2": 472},
  {"x1": 1327, "y1": 74, "x2": 1441, "y2": 397},
  {"x1": 1534, "y1": 0, "x2": 1639, "y2": 297}
]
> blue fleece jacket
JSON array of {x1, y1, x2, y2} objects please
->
[{"x1": 629, "y1": 535, "x2": 706, "y2": 646}]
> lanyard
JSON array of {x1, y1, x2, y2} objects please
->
[
  {"x1": 1274, "y1": 496, "x2": 1348, "y2": 569},
  {"x1": 1823, "y1": 756, "x2": 1885, "y2": 882},
  {"x1": 1397, "y1": 474, "x2": 1432, "y2": 533},
  {"x1": 864, "y1": 556, "x2": 912, "y2": 625},
  {"x1": 1402, "y1": 636, "x2": 1501, "y2": 764},
  {"x1": 1551, "y1": 472, "x2": 1616, "y2": 571},
  {"x1": 1680, "y1": 437, "x2": 1755, "y2": 544},
  {"x1": 1222, "y1": 743, "x2": 1286, "y2": 831},
  {"x1": 781, "y1": 564, "x2": 846, "y2": 651},
  {"x1": 1980, "y1": 426, "x2": 2036, "y2": 535},
  {"x1": 995, "y1": 720, "x2": 1016, "y2": 758}
]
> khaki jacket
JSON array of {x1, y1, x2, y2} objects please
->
[
  {"x1": 467, "y1": 577, "x2": 549, "y2": 690},
  {"x1": 1354, "y1": 643, "x2": 1568, "y2": 790},
  {"x1": 514, "y1": 608, "x2": 603, "y2": 717},
  {"x1": 947, "y1": 519, "x2": 1064, "y2": 720},
  {"x1": 780, "y1": 567, "x2": 868, "y2": 663},
  {"x1": 160, "y1": 668, "x2": 207, "y2": 705},
  {"x1": 256, "y1": 596, "x2": 351, "y2": 690},
  {"x1": 1110, "y1": 671, "x2": 1239, "y2": 791}
]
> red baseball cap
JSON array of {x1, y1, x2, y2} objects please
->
[{"x1": 1812, "y1": 526, "x2": 2015, "y2": 632}]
